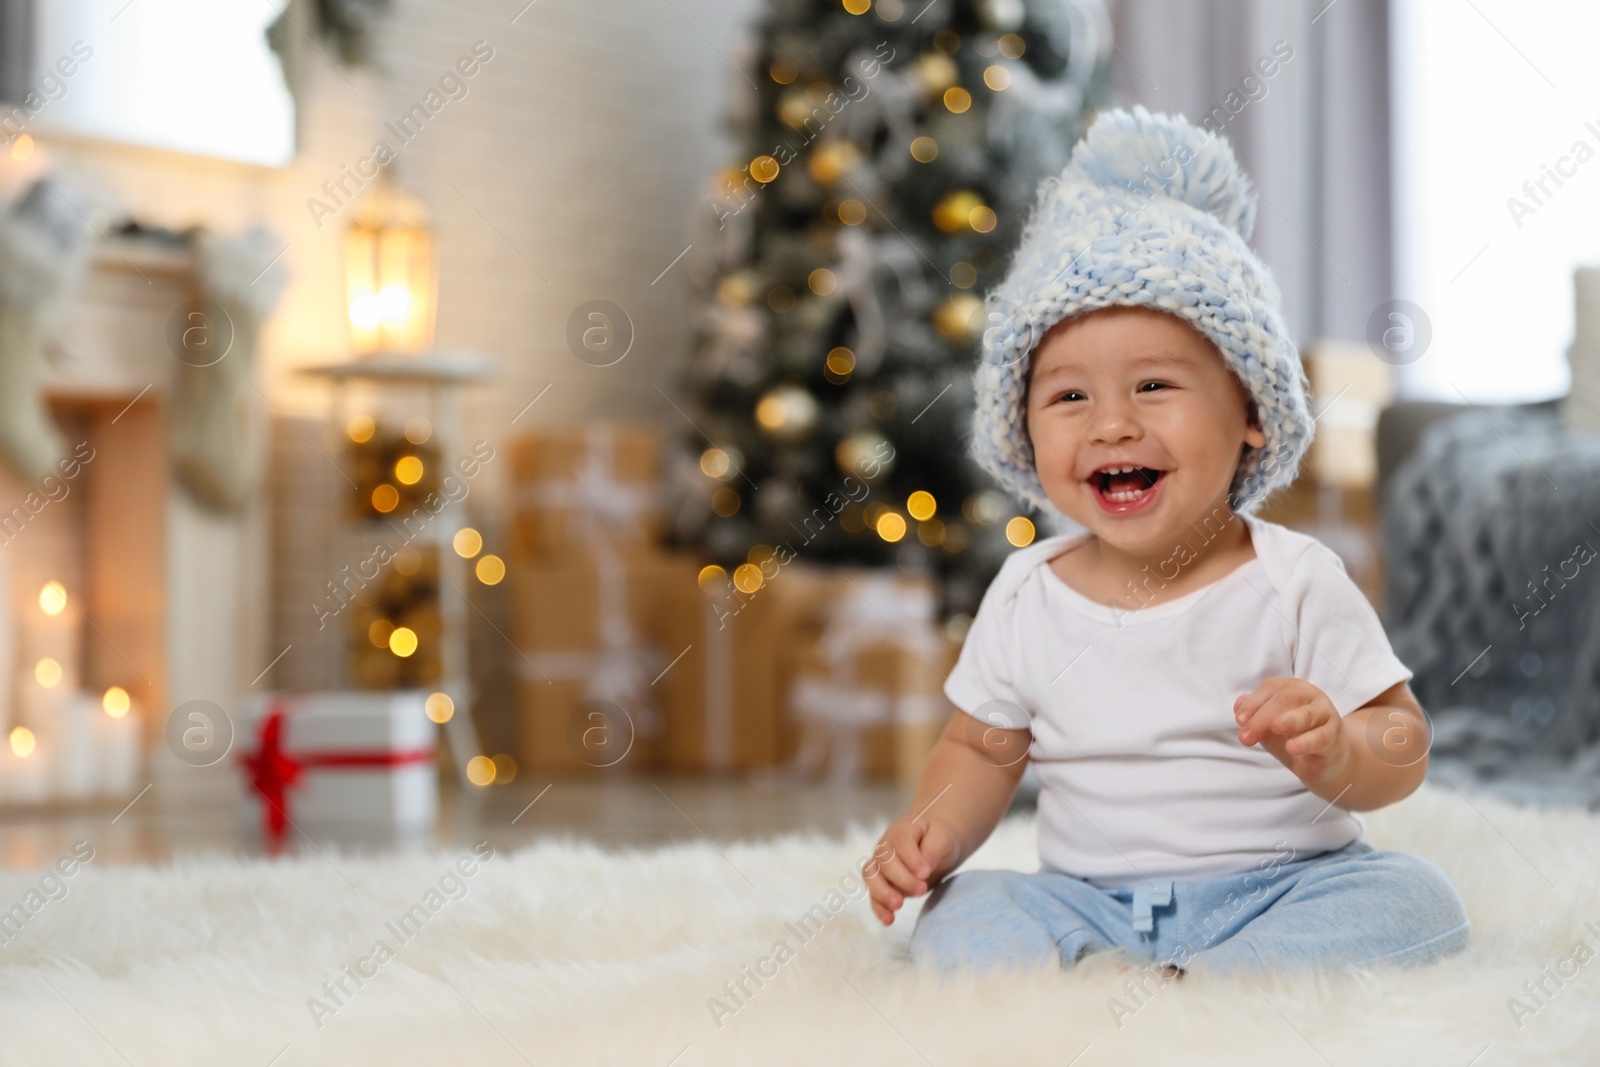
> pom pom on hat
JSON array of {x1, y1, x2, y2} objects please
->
[
  {"x1": 1066, "y1": 105, "x2": 1258, "y2": 241},
  {"x1": 969, "y1": 105, "x2": 1312, "y2": 523}
]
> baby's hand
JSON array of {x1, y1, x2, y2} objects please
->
[
  {"x1": 1234, "y1": 677, "x2": 1352, "y2": 786},
  {"x1": 862, "y1": 813, "x2": 962, "y2": 926}
]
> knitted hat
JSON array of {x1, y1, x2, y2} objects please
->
[{"x1": 970, "y1": 105, "x2": 1313, "y2": 519}]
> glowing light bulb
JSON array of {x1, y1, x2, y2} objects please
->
[
  {"x1": 38, "y1": 581, "x2": 67, "y2": 616},
  {"x1": 103, "y1": 686, "x2": 132, "y2": 718}
]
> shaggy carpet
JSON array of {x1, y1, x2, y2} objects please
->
[{"x1": 1, "y1": 780, "x2": 1598, "y2": 1065}]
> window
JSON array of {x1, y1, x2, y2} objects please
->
[
  {"x1": 1390, "y1": 0, "x2": 1599, "y2": 402},
  {"x1": 14, "y1": 0, "x2": 294, "y2": 167}
]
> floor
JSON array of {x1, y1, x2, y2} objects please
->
[{"x1": 0, "y1": 768, "x2": 931, "y2": 869}]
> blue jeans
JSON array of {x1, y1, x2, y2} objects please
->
[{"x1": 907, "y1": 840, "x2": 1471, "y2": 976}]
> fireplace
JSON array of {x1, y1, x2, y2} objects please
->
[{"x1": 0, "y1": 237, "x2": 269, "y2": 808}]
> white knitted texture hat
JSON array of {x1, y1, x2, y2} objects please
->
[{"x1": 969, "y1": 105, "x2": 1313, "y2": 519}]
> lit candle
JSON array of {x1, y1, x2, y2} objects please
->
[
  {"x1": 52, "y1": 693, "x2": 97, "y2": 800},
  {"x1": 96, "y1": 686, "x2": 141, "y2": 796},
  {"x1": 23, "y1": 582, "x2": 79, "y2": 771},
  {"x1": 0, "y1": 726, "x2": 49, "y2": 804}
]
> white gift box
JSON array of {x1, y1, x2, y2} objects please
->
[{"x1": 237, "y1": 691, "x2": 438, "y2": 840}]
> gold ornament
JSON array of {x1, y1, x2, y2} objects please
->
[
  {"x1": 755, "y1": 382, "x2": 819, "y2": 441},
  {"x1": 835, "y1": 430, "x2": 893, "y2": 479},
  {"x1": 717, "y1": 271, "x2": 755, "y2": 307},
  {"x1": 933, "y1": 189, "x2": 987, "y2": 233},
  {"x1": 916, "y1": 52, "x2": 959, "y2": 94},
  {"x1": 933, "y1": 292, "x2": 985, "y2": 341},
  {"x1": 808, "y1": 140, "x2": 862, "y2": 185},
  {"x1": 779, "y1": 91, "x2": 816, "y2": 129}
]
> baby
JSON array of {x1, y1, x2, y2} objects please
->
[{"x1": 863, "y1": 107, "x2": 1471, "y2": 979}]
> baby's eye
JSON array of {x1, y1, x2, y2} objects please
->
[
  {"x1": 1057, "y1": 390, "x2": 1086, "y2": 403},
  {"x1": 1138, "y1": 381, "x2": 1170, "y2": 393}
]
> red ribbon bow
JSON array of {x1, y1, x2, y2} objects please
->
[{"x1": 242, "y1": 700, "x2": 435, "y2": 843}]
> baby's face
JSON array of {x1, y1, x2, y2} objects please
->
[{"x1": 1024, "y1": 306, "x2": 1267, "y2": 557}]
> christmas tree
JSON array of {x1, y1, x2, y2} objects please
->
[{"x1": 670, "y1": 0, "x2": 1113, "y2": 624}]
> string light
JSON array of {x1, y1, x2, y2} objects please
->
[
  {"x1": 983, "y1": 65, "x2": 1012, "y2": 91},
  {"x1": 1006, "y1": 516, "x2": 1036, "y2": 547},
  {"x1": 425, "y1": 692, "x2": 455, "y2": 724},
  {"x1": 35, "y1": 658, "x2": 62, "y2": 688},
  {"x1": 699, "y1": 448, "x2": 731, "y2": 478},
  {"x1": 453, "y1": 528, "x2": 483, "y2": 558},
  {"x1": 388, "y1": 626, "x2": 419, "y2": 657},
  {"x1": 10, "y1": 726, "x2": 35, "y2": 758},
  {"x1": 394, "y1": 456, "x2": 424, "y2": 485},
  {"x1": 733, "y1": 563, "x2": 765, "y2": 594},
  {"x1": 876, "y1": 512, "x2": 908, "y2": 542},
  {"x1": 346, "y1": 415, "x2": 375, "y2": 443},
  {"x1": 466, "y1": 755, "x2": 495, "y2": 786},
  {"x1": 475, "y1": 554, "x2": 506, "y2": 585},
  {"x1": 38, "y1": 581, "x2": 67, "y2": 616},
  {"x1": 749, "y1": 155, "x2": 780, "y2": 183},
  {"x1": 103, "y1": 687, "x2": 131, "y2": 718},
  {"x1": 369, "y1": 619, "x2": 396, "y2": 648}
]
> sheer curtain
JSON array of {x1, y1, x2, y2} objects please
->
[{"x1": 1104, "y1": 0, "x2": 1393, "y2": 372}]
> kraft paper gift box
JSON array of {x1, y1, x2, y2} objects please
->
[
  {"x1": 236, "y1": 691, "x2": 438, "y2": 842},
  {"x1": 784, "y1": 573, "x2": 955, "y2": 784},
  {"x1": 651, "y1": 573, "x2": 783, "y2": 773},
  {"x1": 508, "y1": 551, "x2": 697, "y2": 773},
  {"x1": 508, "y1": 423, "x2": 666, "y2": 560}
]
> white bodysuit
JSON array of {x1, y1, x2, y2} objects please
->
[{"x1": 944, "y1": 514, "x2": 1413, "y2": 889}]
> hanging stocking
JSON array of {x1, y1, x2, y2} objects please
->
[
  {"x1": 171, "y1": 227, "x2": 289, "y2": 512},
  {"x1": 0, "y1": 178, "x2": 93, "y2": 482}
]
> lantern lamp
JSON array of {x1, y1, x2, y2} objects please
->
[{"x1": 344, "y1": 168, "x2": 437, "y2": 356}]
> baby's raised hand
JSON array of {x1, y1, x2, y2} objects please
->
[
  {"x1": 862, "y1": 813, "x2": 962, "y2": 926},
  {"x1": 1234, "y1": 676, "x2": 1352, "y2": 786}
]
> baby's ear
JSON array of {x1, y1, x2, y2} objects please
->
[{"x1": 1242, "y1": 399, "x2": 1267, "y2": 449}]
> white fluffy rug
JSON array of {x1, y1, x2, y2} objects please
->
[{"x1": 2, "y1": 780, "x2": 1599, "y2": 1065}]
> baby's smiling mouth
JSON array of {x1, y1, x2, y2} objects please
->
[{"x1": 1088, "y1": 464, "x2": 1164, "y2": 505}]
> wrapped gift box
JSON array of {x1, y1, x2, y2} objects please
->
[
  {"x1": 509, "y1": 423, "x2": 665, "y2": 560},
  {"x1": 236, "y1": 691, "x2": 437, "y2": 840},
  {"x1": 652, "y1": 573, "x2": 783, "y2": 773},
  {"x1": 508, "y1": 551, "x2": 699, "y2": 773},
  {"x1": 783, "y1": 572, "x2": 956, "y2": 784}
]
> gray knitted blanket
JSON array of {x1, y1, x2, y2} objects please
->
[{"x1": 1381, "y1": 408, "x2": 1600, "y2": 809}]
